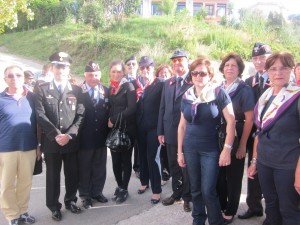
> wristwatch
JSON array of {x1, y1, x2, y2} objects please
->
[{"x1": 250, "y1": 157, "x2": 257, "y2": 164}]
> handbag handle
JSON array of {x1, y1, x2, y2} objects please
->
[{"x1": 114, "y1": 113, "x2": 127, "y2": 132}]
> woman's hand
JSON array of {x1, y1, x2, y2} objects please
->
[
  {"x1": 177, "y1": 153, "x2": 186, "y2": 168},
  {"x1": 295, "y1": 157, "x2": 300, "y2": 195},
  {"x1": 236, "y1": 145, "x2": 247, "y2": 159},
  {"x1": 108, "y1": 119, "x2": 114, "y2": 128},
  {"x1": 36, "y1": 146, "x2": 42, "y2": 160},
  {"x1": 219, "y1": 148, "x2": 231, "y2": 167},
  {"x1": 248, "y1": 164, "x2": 257, "y2": 179}
]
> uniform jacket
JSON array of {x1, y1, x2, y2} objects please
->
[
  {"x1": 136, "y1": 77, "x2": 164, "y2": 130},
  {"x1": 35, "y1": 81, "x2": 85, "y2": 154},
  {"x1": 157, "y1": 76, "x2": 192, "y2": 145},
  {"x1": 80, "y1": 83, "x2": 110, "y2": 150},
  {"x1": 245, "y1": 72, "x2": 270, "y2": 102}
]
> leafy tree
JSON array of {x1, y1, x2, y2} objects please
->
[
  {"x1": 267, "y1": 11, "x2": 285, "y2": 29},
  {"x1": 158, "y1": 0, "x2": 177, "y2": 16},
  {"x1": 0, "y1": 0, "x2": 34, "y2": 33}
]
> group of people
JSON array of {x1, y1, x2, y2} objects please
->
[{"x1": 0, "y1": 43, "x2": 300, "y2": 225}]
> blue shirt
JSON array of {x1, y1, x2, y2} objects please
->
[
  {"x1": 181, "y1": 88, "x2": 231, "y2": 151},
  {"x1": 0, "y1": 91, "x2": 37, "y2": 152}
]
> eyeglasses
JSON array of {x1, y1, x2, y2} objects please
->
[
  {"x1": 268, "y1": 67, "x2": 292, "y2": 73},
  {"x1": 6, "y1": 73, "x2": 23, "y2": 79},
  {"x1": 171, "y1": 57, "x2": 185, "y2": 63},
  {"x1": 140, "y1": 66, "x2": 151, "y2": 71},
  {"x1": 126, "y1": 62, "x2": 136, "y2": 66},
  {"x1": 191, "y1": 71, "x2": 208, "y2": 77}
]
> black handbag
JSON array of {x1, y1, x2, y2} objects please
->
[
  {"x1": 105, "y1": 113, "x2": 131, "y2": 152},
  {"x1": 33, "y1": 158, "x2": 43, "y2": 175}
]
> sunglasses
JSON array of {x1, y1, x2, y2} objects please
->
[
  {"x1": 140, "y1": 66, "x2": 151, "y2": 71},
  {"x1": 6, "y1": 73, "x2": 23, "y2": 79},
  {"x1": 191, "y1": 71, "x2": 208, "y2": 77},
  {"x1": 126, "y1": 62, "x2": 136, "y2": 66},
  {"x1": 171, "y1": 57, "x2": 185, "y2": 63}
]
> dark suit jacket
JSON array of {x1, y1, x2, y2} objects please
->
[
  {"x1": 35, "y1": 81, "x2": 85, "y2": 154},
  {"x1": 108, "y1": 82, "x2": 137, "y2": 141},
  {"x1": 245, "y1": 72, "x2": 270, "y2": 102},
  {"x1": 157, "y1": 76, "x2": 192, "y2": 145},
  {"x1": 80, "y1": 83, "x2": 110, "y2": 150},
  {"x1": 136, "y1": 78, "x2": 164, "y2": 130}
]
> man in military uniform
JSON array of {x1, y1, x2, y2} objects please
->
[
  {"x1": 35, "y1": 52, "x2": 85, "y2": 221},
  {"x1": 238, "y1": 43, "x2": 272, "y2": 220},
  {"x1": 78, "y1": 61, "x2": 109, "y2": 209}
]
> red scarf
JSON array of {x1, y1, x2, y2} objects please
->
[
  {"x1": 110, "y1": 80, "x2": 120, "y2": 95},
  {"x1": 136, "y1": 77, "x2": 155, "y2": 102}
]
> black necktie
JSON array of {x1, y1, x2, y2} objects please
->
[
  {"x1": 176, "y1": 77, "x2": 183, "y2": 97},
  {"x1": 58, "y1": 84, "x2": 62, "y2": 94},
  {"x1": 90, "y1": 88, "x2": 97, "y2": 106},
  {"x1": 259, "y1": 76, "x2": 264, "y2": 94}
]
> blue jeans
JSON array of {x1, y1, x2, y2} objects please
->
[
  {"x1": 184, "y1": 149, "x2": 223, "y2": 225},
  {"x1": 258, "y1": 162, "x2": 300, "y2": 225}
]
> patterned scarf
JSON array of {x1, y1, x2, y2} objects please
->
[
  {"x1": 110, "y1": 78, "x2": 128, "y2": 95},
  {"x1": 135, "y1": 76, "x2": 155, "y2": 102},
  {"x1": 254, "y1": 82, "x2": 300, "y2": 131},
  {"x1": 223, "y1": 77, "x2": 240, "y2": 95},
  {"x1": 182, "y1": 81, "x2": 218, "y2": 122}
]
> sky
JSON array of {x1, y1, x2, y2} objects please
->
[{"x1": 230, "y1": 0, "x2": 300, "y2": 14}]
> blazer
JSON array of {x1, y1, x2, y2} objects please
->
[
  {"x1": 136, "y1": 78, "x2": 164, "y2": 130},
  {"x1": 35, "y1": 81, "x2": 85, "y2": 154},
  {"x1": 108, "y1": 82, "x2": 137, "y2": 141},
  {"x1": 79, "y1": 83, "x2": 110, "y2": 150},
  {"x1": 157, "y1": 76, "x2": 192, "y2": 145}
]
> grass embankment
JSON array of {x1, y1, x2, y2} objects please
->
[{"x1": 0, "y1": 16, "x2": 299, "y2": 85}]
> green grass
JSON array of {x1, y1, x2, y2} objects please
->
[{"x1": 1, "y1": 16, "x2": 300, "y2": 85}]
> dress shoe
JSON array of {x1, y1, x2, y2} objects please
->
[
  {"x1": 183, "y1": 201, "x2": 192, "y2": 212},
  {"x1": 162, "y1": 196, "x2": 178, "y2": 206},
  {"x1": 238, "y1": 209, "x2": 263, "y2": 219},
  {"x1": 92, "y1": 194, "x2": 108, "y2": 203},
  {"x1": 51, "y1": 210, "x2": 62, "y2": 221},
  {"x1": 151, "y1": 198, "x2": 160, "y2": 204},
  {"x1": 116, "y1": 188, "x2": 128, "y2": 204},
  {"x1": 82, "y1": 199, "x2": 92, "y2": 209},
  {"x1": 112, "y1": 187, "x2": 120, "y2": 201},
  {"x1": 223, "y1": 215, "x2": 234, "y2": 224},
  {"x1": 137, "y1": 185, "x2": 149, "y2": 194},
  {"x1": 65, "y1": 201, "x2": 81, "y2": 214}
]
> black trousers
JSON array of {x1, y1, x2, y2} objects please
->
[
  {"x1": 78, "y1": 147, "x2": 107, "y2": 199},
  {"x1": 246, "y1": 136, "x2": 263, "y2": 213},
  {"x1": 110, "y1": 147, "x2": 133, "y2": 190},
  {"x1": 166, "y1": 144, "x2": 191, "y2": 201},
  {"x1": 44, "y1": 152, "x2": 78, "y2": 212},
  {"x1": 137, "y1": 128, "x2": 162, "y2": 194},
  {"x1": 133, "y1": 140, "x2": 140, "y2": 172},
  {"x1": 217, "y1": 154, "x2": 245, "y2": 215}
]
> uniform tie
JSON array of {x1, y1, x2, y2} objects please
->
[
  {"x1": 90, "y1": 88, "x2": 97, "y2": 106},
  {"x1": 259, "y1": 76, "x2": 264, "y2": 95},
  {"x1": 176, "y1": 77, "x2": 183, "y2": 98}
]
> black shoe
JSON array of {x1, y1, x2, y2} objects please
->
[
  {"x1": 151, "y1": 198, "x2": 160, "y2": 204},
  {"x1": 137, "y1": 185, "x2": 149, "y2": 194},
  {"x1": 65, "y1": 201, "x2": 81, "y2": 214},
  {"x1": 116, "y1": 189, "x2": 128, "y2": 204},
  {"x1": 223, "y1": 215, "x2": 234, "y2": 224},
  {"x1": 92, "y1": 194, "x2": 108, "y2": 203},
  {"x1": 162, "y1": 196, "x2": 178, "y2": 206},
  {"x1": 112, "y1": 187, "x2": 120, "y2": 201},
  {"x1": 51, "y1": 210, "x2": 62, "y2": 221},
  {"x1": 238, "y1": 209, "x2": 263, "y2": 219},
  {"x1": 82, "y1": 199, "x2": 92, "y2": 209},
  {"x1": 183, "y1": 201, "x2": 192, "y2": 212}
]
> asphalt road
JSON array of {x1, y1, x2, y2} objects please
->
[{"x1": 0, "y1": 50, "x2": 264, "y2": 225}]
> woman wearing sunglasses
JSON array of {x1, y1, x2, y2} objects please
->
[
  {"x1": 217, "y1": 53, "x2": 255, "y2": 224},
  {"x1": 177, "y1": 57, "x2": 235, "y2": 225}
]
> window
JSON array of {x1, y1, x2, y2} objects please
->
[
  {"x1": 193, "y1": 3, "x2": 203, "y2": 15},
  {"x1": 205, "y1": 5, "x2": 214, "y2": 16},
  {"x1": 177, "y1": 2, "x2": 186, "y2": 11},
  {"x1": 216, "y1": 4, "x2": 226, "y2": 17},
  {"x1": 152, "y1": 3, "x2": 162, "y2": 15}
]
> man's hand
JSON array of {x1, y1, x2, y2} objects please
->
[
  {"x1": 55, "y1": 134, "x2": 70, "y2": 146},
  {"x1": 158, "y1": 135, "x2": 165, "y2": 145}
]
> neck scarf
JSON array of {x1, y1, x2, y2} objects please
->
[
  {"x1": 110, "y1": 78, "x2": 128, "y2": 95},
  {"x1": 254, "y1": 82, "x2": 300, "y2": 131},
  {"x1": 224, "y1": 77, "x2": 240, "y2": 95},
  {"x1": 136, "y1": 76, "x2": 155, "y2": 102},
  {"x1": 182, "y1": 81, "x2": 218, "y2": 122}
]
